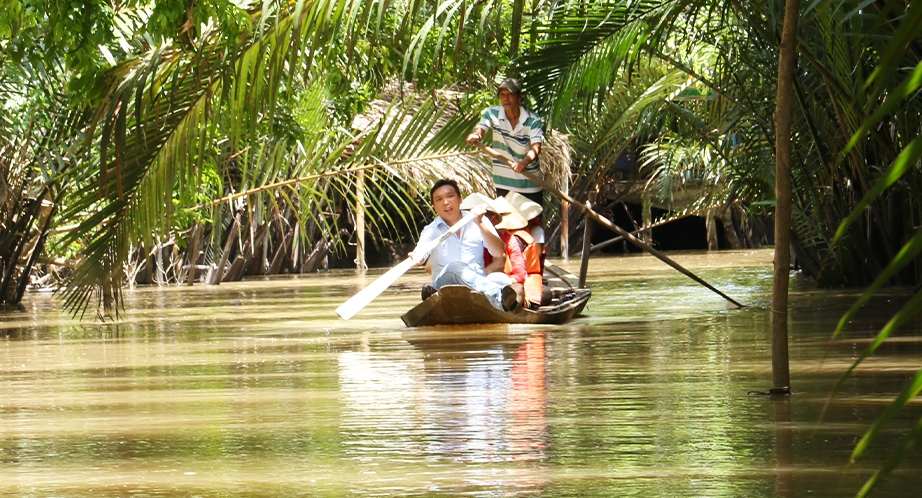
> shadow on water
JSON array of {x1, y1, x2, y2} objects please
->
[{"x1": 1, "y1": 249, "x2": 921, "y2": 496}]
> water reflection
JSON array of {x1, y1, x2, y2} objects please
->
[
  {"x1": 2, "y1": 250, "x2": 922, "y2": 496},
  {"x1": 338, "y1": 330, "x2": 551, "y2": 494},
  {"x1": 773, "y1": 397, "x2": 794, "y2": 498}
]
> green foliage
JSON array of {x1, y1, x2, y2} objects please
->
[
  {"x1": 147, "y1": 0, "x2": 250, "y2": 46},
  {"x1": 3, "y1": 0, "x2": 921, "y2": 493}
]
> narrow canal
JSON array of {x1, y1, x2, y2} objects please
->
[{"x1": 2, "y1": 249, "x2": 921, "y2": 496}]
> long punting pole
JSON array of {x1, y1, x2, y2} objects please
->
[{"x1": 475, "y1": 143, "x2": 744, "y2": 308}]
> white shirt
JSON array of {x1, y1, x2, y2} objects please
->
[{"x1": 413, "y1": 211, "x2": 500, "y2": 280}]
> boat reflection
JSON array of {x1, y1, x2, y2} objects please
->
[{"x1": 337, "y1": 329, "x2": 550, "y2": 492}]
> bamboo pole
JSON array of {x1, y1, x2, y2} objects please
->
[
  {"x1": 355, "y1": 170, "x2": 366, "y2": 273},
  {"x1": 475, "y1": 143, "x2": 744, "y2": 308},
  {"x1": 770, "y1": 0, "x2": 800, "y2": 393},
  {"x1": 578, "y1": 192, "x2": 595, "y2": 288},
  {"x1": 186, "y1": 224, "x2": 201, "y2": 286},
  {"x1": 561, "y1": 178, "x2": 570, "y2": 262},
  {"x1": 194, "y1": 151, "x2": 481, "y2": 210}
]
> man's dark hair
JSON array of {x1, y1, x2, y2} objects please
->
[{"x1": 430, "y1": 178, "x2": 461, "y2": 202}]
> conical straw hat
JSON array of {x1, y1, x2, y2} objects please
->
[
  {"x1": 491, "y1": 196, "x2": 528, "y2": 230},
  {"x1": 504, "y1": 191, "x2": 543, "y2": 220},
  {"x1": 460, "y1": 192, "x2": 505, "y2": 214}
]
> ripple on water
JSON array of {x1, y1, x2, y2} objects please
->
[{"x1": 2, "y1": 250, "x2": 922, "y2": 496}]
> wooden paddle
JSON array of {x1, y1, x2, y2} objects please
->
[
  {"x1": 475, "y1": 142, "x2": 745, "y2": 308},
  {"x1": 335, "y1": 210, "x2": 480, "y2": 320}
]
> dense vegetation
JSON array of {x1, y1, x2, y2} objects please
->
[{"x1": 1, "y1": 1, "x2": 921, "y2": 494}]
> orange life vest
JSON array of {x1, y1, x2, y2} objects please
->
[{"x1": 508, "y1": 228, "x2": 544, "y2": 306}]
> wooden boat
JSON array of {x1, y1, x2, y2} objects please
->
[{"x1": 401, "y1": 263, "x2": 591, "y2": 327}]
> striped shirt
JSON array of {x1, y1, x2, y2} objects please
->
[{"x1": 476, "y1": 105, "x2": 544, "y2": 193}]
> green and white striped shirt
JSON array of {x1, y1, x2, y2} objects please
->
[{"x1": 476, "y1": 105, "x2": 544, "y2": 194}]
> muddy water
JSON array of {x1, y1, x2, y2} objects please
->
[{"x1": 2, "y1": 249, "x2": 921, "y2": 496}]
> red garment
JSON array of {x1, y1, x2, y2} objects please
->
[
  {"x1": 508, "y1": 228, "x2": 544, "y2": 306},
  {"x1": 502, "y1": 232, "x2": 527, "y2": 283},
  {"x1": 483, "y1": 232, "x2": 527, "y2": 283}
]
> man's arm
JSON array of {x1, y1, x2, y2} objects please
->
[
  {"x1": 466, "y1": 126, "x2": 486, "y2": 145},
  {"x1": 484, "y1": 250, "x2": 505, "y2": 274},
  {"x1": 479, "y1": 218, "x2": 507, "y2": 258},
  {"x1": 409, "y1": 224, "x2": 438, "y2": 267},
  {"x1": 512, "y1": 142, "x2": 541, "y2": 174},
  {"x1": 467, "y1": 109, "x2": 491, "y2": 145}
]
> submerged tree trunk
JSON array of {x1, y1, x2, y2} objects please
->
[{"x1": 771, "y1": 0, "x2": 800, "y2": 393}]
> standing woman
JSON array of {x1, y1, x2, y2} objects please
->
[{"x1": 466, "y1": 78, "x2": 544, "y2": 208}]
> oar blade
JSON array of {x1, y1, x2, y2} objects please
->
[
  {"x1": 335, "y1": 210, "x2": 479, "y2": 320},
  {"x1": 335, "y1": 258, "x2": 415, "y2": 320}
]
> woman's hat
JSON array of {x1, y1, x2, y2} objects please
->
[
  {"x1": 491, "y1": 197, "x2": 528, "y2": 230},
  {"x1": 460, "y1": 193, "x2": 528, "y2": 230},
  {"x1": 504, "y1": 192, "x2": 543, "y2": 221}
]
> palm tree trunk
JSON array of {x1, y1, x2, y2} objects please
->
[{"x1": 771, "y1": 0, "x2": 801, "y2": 393}]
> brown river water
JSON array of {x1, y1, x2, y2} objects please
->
[{"x1": 2, "y1": 249, "x2": 921, "y2": 497}]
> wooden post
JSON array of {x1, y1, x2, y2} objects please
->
[
  {"x1": 642, "y1": 195, "x2": 652, "y2": 245},
  {"x1": 706, "y1": 209, "x2": 719, "y2": 250},
  {"x1": 187, "y1": 224, "x2": 201, "y2": 286},
  {"x1": 770, "y1": 0, "x2": 800, "y2": 394},
  {"x1": 355, "y1": 170, "x2": 366, "y2": 273},
  {"x1": 561, "y1": 175, "x2": 570, "y2": 261},
  {"x1": 578, "y1": 192, "x2": 595, "y2": 288}
]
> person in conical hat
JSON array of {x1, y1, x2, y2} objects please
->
[
  {"x1": 504, "y1": 191, "x2": 544, "y2": 243},
  {"x1": 462, "y1": 193, "x2": 527, "y2": 310},
  {"x1": 490, "y1": 196, "x2": 529, "y2": 231},
  {"x1": 504, "y1": 191, "x2": 551, "y2": 308},
  {"x1": 459, "y1": 192, "x2": 501, "y2": 214},
  {"x1": 504, "y1": 190, "x2": 543, "y2": 221}
]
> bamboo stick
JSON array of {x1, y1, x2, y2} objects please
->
[
  {"x1": 578, "y1": 193, "x2": 595, "y2": 288},
  {"x1": 475, "y1": 143, "x2": 744, "y2": 308},
  {"x1": 195, "y1": 151, "x2": 480, "y2": 210},
  {"x1": 356, "y1": 170, "x2": 366, "y2": 273},
  {"x1": 210, "y1": 215, "x2": 240, "y2": 285}
]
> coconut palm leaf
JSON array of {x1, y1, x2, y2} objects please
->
[
  {"x1": 56, "y1": 0, "x2": 358, "y2": 317},
  {"x1": 56, "y1": 0, "x2": 544, "y2": 316},
  {"x1": 804, "y1": 1, "x2": 922, "y2": 493},
  {"x1": 855, "y1": 382, "x2": 922, "y2": 498}
]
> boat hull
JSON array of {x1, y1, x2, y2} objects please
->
[{"x1": 401, "y1": 264, "x2": 591, "y2": 327}]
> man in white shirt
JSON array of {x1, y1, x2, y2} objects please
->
[{"x1": 411, "y1": 179, "x2": 517, "y2": 311}]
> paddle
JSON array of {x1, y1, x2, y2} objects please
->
[
  {"x1": 474, "y1": 142, "x2": 745, "y2": 308},
  {"x1": 335, "y1": 210, "x2": 480, "y2": 320}
]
